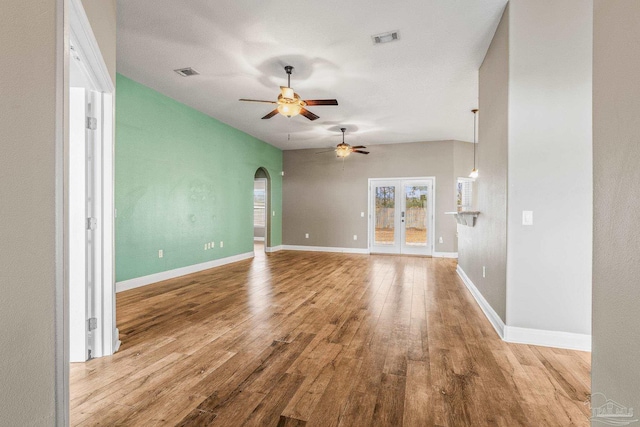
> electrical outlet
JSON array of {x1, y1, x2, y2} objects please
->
[
  {"x1": 220, "y1": 241, "x2": 224, "y2": 248},
  {"x1": 483, "y1": 266, "x2": 486, "y2": 278},
  {"x1": 272, "y1": 211, "x2": 276, "y2": 217},
  {"x1": 158, "y1": 249, "x2": 163, "y2": 258},
  {"x1": 439, "y1": 236, "x2": 443, "y2": 243},
  {"x1": 353, "y1": 235, "x2": 357, "y2": 241},
  {"x1": 360, "y1": 212, "x2": 365, "y2": 218},
  {"x1": 211, "y1": 241, "x2": 215, "y2": 248},
  {"x1": 305, "y1": 233, "x2": 309, "y2": 239},
  {"x1": 522, "y1": 210, "x2": 533, "y2": 225}
]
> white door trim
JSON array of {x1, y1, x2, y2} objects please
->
[
  {"x1": 68, "y1": 0, "x2": 118, "y2": 359},
  {"x1": 69, "y1": 0, "x2": 114, "y2": 92}
]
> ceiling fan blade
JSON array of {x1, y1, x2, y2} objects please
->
[
  {"x1": 261, "y1": 109, "x2": 279, "y2": 119},
  {"x1": 300, "y1": 107, "x2": 319, "y2": 121},
  {"x1": 239, "y1": 99, "x2": 277, "y2": 104},
  {"x1": 353, "y1": 150, "x2": 370, "y2": 154},
  {"x1": 351, "y1": 146, "x2": 367, "y2": 149},
  {"x1": 304, "y1": 99, "x2": 339, "y2": 106}
]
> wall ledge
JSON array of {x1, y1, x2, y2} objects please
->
[
  {"x1": 116, "y1": 251, "x2": 254, "y2": 293},
  {"x1": 456, "y1": 265, "x2": 591, "y2": 352},
  {"x1": 281, "y1": 245, "x2": 369, "y2": 255}
]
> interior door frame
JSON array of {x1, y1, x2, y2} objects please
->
[
  {"x1": 368, "y1": 177, "x2": 436, "y2": 256},
  {"x1": 68, "y1": 0, "x2": 118, "y2": 361}
]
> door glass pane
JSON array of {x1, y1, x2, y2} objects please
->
[
  {"x1": 404, "y1": 185, "x2": 428, "y2": 246},
  {"x1": 375, "y1": 186, "x2": 395, "y2": 245}
]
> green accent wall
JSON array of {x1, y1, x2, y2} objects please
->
[{"x1": 115, "y1": 74, "x2": 282, "y2": 282}]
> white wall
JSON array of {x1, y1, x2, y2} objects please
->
[{"x1": 506, "y1": 0, "x2": 592, "y2": 335}]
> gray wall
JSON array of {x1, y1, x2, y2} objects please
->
[
  {"x1": 283, "y1": 140, "x2": 473, "y2": 252},
  {"x1": 81, "y1": 0, "x2": 117, "y2": 83},
  {"x1": 0, "y1": 1, "x2": 62, "y2": 424},
  {"x1": 592, "y1": 0, "x2": 640, "y2": 416},
  {"x1": 506, "y1": 0, "x2": 592, "y2": 335},
  {"x1": 457, "y1": 5, "x2": 509, "y2": 322},
  {"x1": 458, "y1": 0, "x2": 592, "y2": 336}
]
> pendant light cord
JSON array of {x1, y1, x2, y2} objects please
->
[{"x1": 473, "y1": 110, "x2": 476, "y2": 169}]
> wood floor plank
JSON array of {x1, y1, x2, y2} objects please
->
[{"x1": 70, "y1": 245, "x2": 590, "y2": 426}]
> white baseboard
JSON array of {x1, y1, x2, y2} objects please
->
[
  {"x1": 265, "y1": 245, "x2": 282, "y2": 253},
  {"x1": 116, "y1": 251, "x2": 254, "y2": 293},
  {"x1": 504, "y1": 326, "x2": 591, "y2": 352},
  {"x1": 456, "y1": 265, "x2": 591, "y2": 352},
  {"x1": 281, "y1": 245, "x2": 369, "y2": 255},
  {"x1": 433, "y1": 251, "x2": 458, "y2": 259},
  {"x1": 113, "y1": 328, "x2": 121, "y2": 353},
  {"x1": 456, "y1": 265, "x2": 505, "y2": 338},
  {"x1": 253, "y1": 237, "x2": 265, "y2": 242}
]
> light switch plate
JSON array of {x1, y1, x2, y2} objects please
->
[{"x1": 522, "y1": 210, "x2": 533, "y2": 225}]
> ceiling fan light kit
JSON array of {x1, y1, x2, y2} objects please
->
[
  {"x1": 336, "y1": 144, "x2": 351, "y2": 158},
  {"x1": 239, "y1": 65, "x2": 338, "y2": 121},
  {"x1": 469, "y1": 108, "x2": 479, "y2": 179}
]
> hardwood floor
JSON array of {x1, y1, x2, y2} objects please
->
[{"x1": 70, "y1": 246, "x2": 591, "y2": 426}]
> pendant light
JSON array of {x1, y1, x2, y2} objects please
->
[{"x1": 469, "y1": 109, "x2": 479, "y2": 179}]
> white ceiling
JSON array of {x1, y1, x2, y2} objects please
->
[{"x1": 117, "y1": 0, "x2": 507, "y2": 150}]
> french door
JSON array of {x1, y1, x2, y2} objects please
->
[{"x1": 369, "y1": 178, "x2": 434, "y2": 255}]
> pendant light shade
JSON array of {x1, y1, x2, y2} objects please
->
[{"x1": 469, "y1": 109, "x2": 479, "y2": 178}]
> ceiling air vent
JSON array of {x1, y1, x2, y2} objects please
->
[
  {"x1": 372, "y1": 30, "x2": 400, "y2": 45},
  {"x1": 174, "y1": 67, "x2": 200, "y2": 77}
]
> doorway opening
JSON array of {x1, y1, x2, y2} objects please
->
[
  {"x1": 254, "y1": 168, "x2": 271, "y2": 253},
  {"x1": 369, "y1": 178, "x2": 435, "y2": 255}
]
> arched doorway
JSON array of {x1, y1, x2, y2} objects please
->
[{"x1": 253, "y1": 168, "x2": 271, "y2": 253}]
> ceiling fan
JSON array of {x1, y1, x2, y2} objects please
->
[
  {"x1": 317, "y1": 128, "x2": 369, "y2": 157},
  {"x1": 239, "y1": 66, "x2": 338, "y2": 121}
]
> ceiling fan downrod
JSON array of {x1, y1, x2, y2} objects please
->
[{"x1": 284, "y1": 65, "x2": 293, "y2": 88}]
